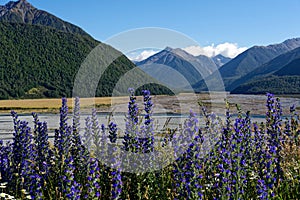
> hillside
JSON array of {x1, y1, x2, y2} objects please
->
[
  {"x1": 221, "y1": 38, "x2": 300, "y2": 88},
  {"x1": 274, "y1": 58, "x2": 300, "y2": 76},
  {"x1": 0, "y1": 22, "x2": 171, "y2": 99},
  {"x1": 231, "y1": 76, "x2": 300, "y2": 94},
  {"x1": 231, "y1": 50, "x2": 300, "y2": 94},
  {"x1": 229, "y1": 47, "x2": 300, "y2": 91}
]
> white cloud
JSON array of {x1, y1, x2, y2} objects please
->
[
  {"x1": 183, "y1": 43, "x2": 248, "y2": 58},
  {"x1": 128, "y1": 50, "x2": 160, "y2": 61}
]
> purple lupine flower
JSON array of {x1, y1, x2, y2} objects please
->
[
  {"x1": 55, "y1": 98, "x2": 73, "y2": 158},
  {"x1": 91, "y1": 108, "x2": 100, "y2": 144},
  {"x1": 11, "y1": 111, "x2": 23, "y2": 166},
  {"x1": 12, "y1": 119, "x2": 40, "y2": 198},
  {"x1": 172, "y1": 111, "x2": 198, "y2": 160},
  {"x1": 123, "y1": 88, "x2": 139, "y2": 152},
  {"x1": 141, "y1": 89, "x2": 154, "y2": 153},
  {"x1": 62, "y1": 156, "x2": 81, "y2": 200},
  {"x1": 54, "y1": 129, "x2": 60, "y2": 150},
  {"x1": 91, "y1": 109, "x2": 103, "y2": 159},
  {"x1": 60, "y1": 97, "x2": 69, "y2": 130},
  {"x1": 10, "y1": 112, "x2": 46, "y2": 198},
  {"x1": 35, "y1": 122, "x2": 49, "y2": 168},
  {"x1": 29, "y1": 173, "x2": 43, "y2": 200},
  {"x1": 83, "y1": 117, "x2": 92, "y2": 151},
  {"x1": 70, "y1": 97, "x2": 90, "y2": 184},
  {"x1": 32, "y1": 112, "x2": 39, "y2": 138},
  {"x1": 230, "y1": 115, "x2": 252, "y2": 198},
  {"x1": 111, "y1": 168, "x2": 122, "y2": 199},
  {"x1": 211, "y1": 102, "x2": 234, "y2": 199},
  {"x1": 254, "y1": 93, "x2": 284, "y2": 199},
  {"x1": 11, "y1": 111, "x2": 34, "y2": 172},
  {"x1": 85, "y1": 158, "x2": 101, "y2": 199},
  {"x1": 128, "y1": 88, "x2": 139, "y2": 124},
  {"x1": 110, "y1": 144, "x2": 122, "y2": 200},
  {"x1": 265, "y1": 93, "x2": 283, "y2": 193},
  {"x1": 32, "y1": 113, "x2": 49, "y2": 163},
  {"x1": 55, "y1": 97, "x2": 69, "y2": 151},
  {"x1": 100, "y1": 123, "x2": 109, "y2": 162},
  {"x1": 173, "y1": 110, "x2": 203, "y2": 199},
  {"x1": 257, "y1": 179, "x2": 268, "y2": 199},
  {"x1": 71, "y1": 97, "x2": 83, "y2": 158},
  {"x1": 109, "y1": 122, "x2": 118, "y2": 143},
  {"x1": 253, "y1": 123, "x2": 269, "y2": 199},
  {"x1": 24, "y1": 152, "x2": 44, "y2": 200},
  {"x1": 284, "y1": 117, "x2": 292, "y2": 140},
  {"x1": 58, "y1": 125, "x2": 73, "y2": 158},
  {"x1": 288, "y1": 104, "x2": 299, "y2": 146},
  {"x1": 0, "y1": 141, "x2": 13, "y2": 183},
  {"x1": 142, "y1": 90, "x2": 152, "y2": 114},
  {"x1": 33, "y1": 119, "x2": 51, "y2": 193},
  {"x1": 53, "y1": 100, "x2": 74, "y2": 196},
  {"x1": 72, "y1": 97, "x2": 80, "y2": 138},
  {"x1": 203, "y1": 112, "x2": 220, "y2": 149}
]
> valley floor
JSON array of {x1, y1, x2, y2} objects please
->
[{"x1": 0, "y1": 93, "x2": 299, "y2": 116}]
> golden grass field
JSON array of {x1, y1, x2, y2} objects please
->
[
  {"x1": 0, "y1": 94, "x2": 200, "y2": 114},
  {"x1": 0, "y1": 96, "x2": 130, "y2": 113}
]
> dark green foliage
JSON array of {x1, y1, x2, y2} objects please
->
[
  {"x1": 135, "y1": 83, "x2": 175, "y2": 96},
  {"x1": 0, "y1": 22, "x2": 99, "y2": 98},
  {"x1": 275, "y1": 58, "x2": 300, "y2": 76},
  {"x1": 0, "y1": 22, "x2": 172, "y2": 99},
  {"x1": 231, "y1": 75, "x2": 300, "y2": 94}
]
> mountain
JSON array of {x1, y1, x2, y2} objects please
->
[
  {"x1": 274, "y1": 58, "x2": 300, "y2": 76},
  {"x1": 0, "y1": 0, "x2": 89, "y2": 36},
  {"x1": 0, "y1": 1, "x2": 172, "y2": 99},
  {"x1": 212, "y1": 54, "x2": 231, "y2": 67},
  {"x1": 193, "y1": 38, "x2": 300, "y2": 91},
  {"x1": 229, "y1": 47, "x2": 300, "y2": 91},
  {"x1": 231, "y1": 48, "x2": 300, "y2": 94},
  {"x1": 136, "y1": 47, "x2": 217, "y2": 91},
  {"x1": 221, "y1": 38, "x2": 300, "y2": 88}
]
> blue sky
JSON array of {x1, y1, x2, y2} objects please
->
[{"x1": 1, "y1": 0, "x2": 300, "y2": 56}]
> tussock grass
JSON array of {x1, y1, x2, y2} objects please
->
[{"x1": 0, "y1": 97, "x2": 129, "y2": 113}]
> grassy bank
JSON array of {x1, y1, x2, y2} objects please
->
[{"x1": 0, "y1": 97, "x2": 130, "y2": 113}]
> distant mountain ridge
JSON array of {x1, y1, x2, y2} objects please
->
[
  {"x1": 135, "y1": 38, "x2": 300, "y2": 94},
  {"x1": 192, "y1": 38, "x2": 300, "y2": 92},
  {"x1": 229, "y1": 46, "x2": 300, "y2": 90},
  {"x1": 136, "y1": 47, "x2": 218, "y2": 91},
  {"x1": 222, "y1": 38, "x2": 300, "y2": 88},
  {"x1": 231, "y1": 47, "x2": 300, "y2": 94},
  {"x1": 0, "y1": 0, "x2": 89, "y2": 36}
]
